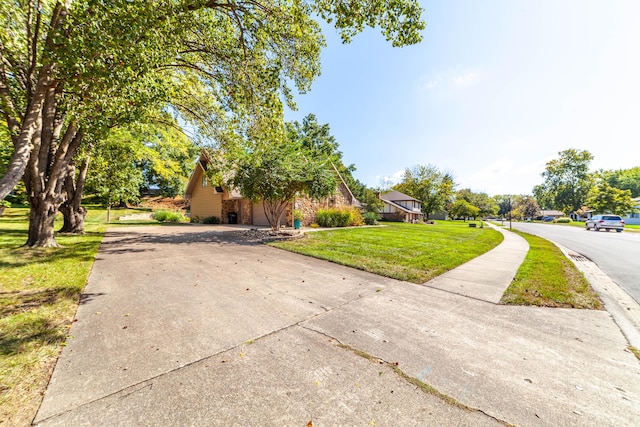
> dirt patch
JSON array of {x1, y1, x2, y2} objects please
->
[{"x1": 140, "y1": 196, "x2": 188, "y2": 211}]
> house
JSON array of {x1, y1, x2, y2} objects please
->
[
  {"x1": 184, "y1": 153, "x2": 360, "y2": 227},
  {"x1": 622, "y1": 197, "x2": 640, "y2": 225},
  {"x1": 379, "y1": 190, "x2": 423, "y2": 222},
  {"x1": 536, "y1": 209, "x2": 565, "y2": 220}
]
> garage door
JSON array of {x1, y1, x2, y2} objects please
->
[{"x1": 252, "y1": 202, "x2": 285, "y2": 227}]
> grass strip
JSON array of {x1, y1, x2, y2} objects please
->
[
  {"x1": 270, "y1": 221, "x2": 503, "y2": 283},
  {"x1": 0, "y1": 207, "x2": 157, "y2": 425},
  {"x1": 501, "y1": 230, "x2": 602, "y2": 309}
]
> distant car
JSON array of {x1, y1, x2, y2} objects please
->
[
  {"x1": 542, "y1": 216, "x2": 554, "y2": 222},
  {"x1": 585, "y1": 215, "x2": 624, "y2": 232}
]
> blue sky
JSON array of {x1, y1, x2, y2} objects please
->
[{"x1": 285, "y1": 0, "x2": 640, "y2": 196}]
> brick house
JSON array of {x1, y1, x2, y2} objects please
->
[{"x1": 184, "y1": 152, "x2": 360, "y2": 227}]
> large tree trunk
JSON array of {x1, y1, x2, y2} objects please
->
[
  {"x1": 59, "y1": 156, "x2": 90, "y2": 233},
  {"x1": 25, "y1": 194, "x2": 60, "y2": 247},
  {"x1": 22, "y1": 85, "x2": 83, "y2": 247}
]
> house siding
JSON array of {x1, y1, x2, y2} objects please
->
[{"x1": 190, "y1": 178, "x2": 222, "y2": 220}]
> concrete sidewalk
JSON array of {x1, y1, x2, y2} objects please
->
[
  {"x1": 33, "y1": 225, "x2": 640, "y2": 426},
  {"x1": 424, "y1": 223, "x2": 528, "y2": 303}
]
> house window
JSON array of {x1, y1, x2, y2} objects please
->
[{"x1": 202, "y1": 176, "x2": 207, "y2": 188}]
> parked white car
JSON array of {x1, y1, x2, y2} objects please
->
[{"x1": 585, "y1": 215, "x2": 625, "y2": 232}]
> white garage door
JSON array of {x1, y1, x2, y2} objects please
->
[{"x1": 252, "y1": 202, "x2": 285, "y2": 227}]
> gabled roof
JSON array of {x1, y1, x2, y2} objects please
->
[
  {"x1": 540, "y1": 209, "x2": 564, "y2": 216},
  {"x1": 184, "y1": 151, "x2": 242, "y2": 199},
  {"x1": 380, "y1": 190, "x2": 421, "y2": 203},
  {"x1": 382, "y1": 199, "x2": 421, "y2": 215}
]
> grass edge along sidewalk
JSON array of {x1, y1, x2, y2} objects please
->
[
  {"x1": 271, "y1": 221, "x2": 504, "y2": 284},
  {"x1": 0, "y1": 207, "x2": 158, "y2": 426},
  {"x1": 500, "y1": 229, "x2": 602, "y2": 309}
]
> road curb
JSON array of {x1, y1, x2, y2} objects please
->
[{"x1": 555, "y1": 242, "x2": 640, "y2": 349}]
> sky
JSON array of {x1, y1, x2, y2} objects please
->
[{"x1": 284, "y1": 0, "x2": 640, "y2": 196}]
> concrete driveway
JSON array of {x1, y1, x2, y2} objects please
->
[{"x1": 34, "y1": 225, "x2": 640, "y2": 426}]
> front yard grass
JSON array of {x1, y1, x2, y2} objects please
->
[
  {"x1": 501, "y1": 230, "x2": 602, "y2": 309},
  {"x1": 0, "y1": 207, "x2": 157, "y2": 425},
  {"x1": 271, "y1": 221, "x2": 504, "y2": 283}
]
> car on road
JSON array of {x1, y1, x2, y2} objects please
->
[
  {"x1": 585, "y1": 215, "x2": 625, "y2": 232},
  {"x1": 542, "y1": 216, "x2": 554, "y2": 222}
]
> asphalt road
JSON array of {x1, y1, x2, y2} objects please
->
[{"x1": 507, "y1": 222, "x2": 640, "y2": 305}]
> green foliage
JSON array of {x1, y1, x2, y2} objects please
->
[
  {"x1": 600, "y1": 167, "x2": 640, "y2": 197},
  {"x1": 293, "y1": 209, "x2": 304, "y2": 220},
  {"x1": 316, "y1": 208, "x2": 353, "y2": 227},
  {"x1": 85, "y1": 129, "x2": 146, "y2": 206},
  {"x1": 363, "y1": 211, "x2": 380, "y2": 225},
  {"x1": 448, "y1": 199, "x2": 480, "y2": 220},
  {"x1": 202, "y1": 216, "x2": 221, "y2": 224},
  {"x1": 456, "y1": 189, "x2": 497, "y2": 218},
  {"x1": 534, "y1": 149, "x2": 594, "y2": 213},
  {"x1": 394, "y1": 165, "x2": 456, "y2": 219},
  {"x1": 231, "y1": 133, "x2": 337, "y2": 230},
  {"x1": 152, "y1": 210, "x2": 184, "y2": 222},
  {"x1": 0, "y1": 199, "x2": 10, "y2": 208},
  {"x1": 587, "y1": 180, "x2": 636, "y2": 216},
  {"x1": 138, "y1": 120, "x2": 199, "y2": 198}
]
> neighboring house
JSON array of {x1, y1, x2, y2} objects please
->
[
  {"x1": 536, "y1": 209, "x2": 565, "y2": 220},
  {"x1": 622, "y1": 197, "x2": 640, "y2": 225},
  {"x1": 184, "y1": 153, "x2": 360, "y2": 227},
  {"x1": 379, "y1": 190, "x2": 423, "y2": 222},
  {"x1": 572, "y1": 207, "x2": 595, "y2": 222}
]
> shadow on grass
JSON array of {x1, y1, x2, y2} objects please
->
[
  {"x1": 0, "y1": 230, "x2": 104, "y2": 269},
  {"x1": 0, "y1": 286, "x2": 85, "y2": 317}
]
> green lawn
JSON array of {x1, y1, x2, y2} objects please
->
[
  {"x1": 501, "y1": 230, "x2": 602, "y2": 309},
  {"x1": 0, "y1": 207, "x2": 159, "y2": 425},
  {"x1": 271, "y1": 221, "x2": 504, "y2": 283}
]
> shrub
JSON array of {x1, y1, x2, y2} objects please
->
[
  {"x1": 316, "y1": 207, "x2": 362, "y2": 227},
  {"x1": 310, "y1": 223, "x2": 320, "y2": 228},
  {"x1": 350, "y1": 209, "x2": 364, "y2": 226},
  {"x1": 0, "y1": 199, "x2": 11, "y2": 208},
  {"x1": 555, "y1": 217, "x2": 572, "y2": 223},
  {"x1": 202, "y1": 216, "x2": 221, "y2": 224},
  {"x1": 363, "y1": 212, "x2": 379, "y2": 225},
  {"x1": 153, "y1": 210, "x2": 184, "y2": 222}
]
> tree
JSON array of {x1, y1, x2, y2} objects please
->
[
  {"x1": 85, "y1": 129, "x2": 146, "y2": 223},
  {"x1": 587, "y1": 180, "x2": 636, "y2": 216},
  {"x1": 455, "y1": 189, "x2": 497, "y2": 218},
  {"x1": 518, "y1": 195, "x2": 540, "y2": 220},
  {"x1": 138, "y1": 122, "x2": 199, "y2": 198},
  {"x1": 231, "y1": 136, "x2": 337, "y2": 231},
  {"x1": 534, "y1": 149, "x2": 594, "y2": 214},
  {"x1": 1, "y1": 1, "x2": 425, "y2": 247},
  {"x1": 600, "y1": 167, "x2": 640, "y2": 198},
  {"x1": 394, "y1": 165, "x2": 456, "y2": 219},
  {"x1": 448, "y1": 199, "x2": 479, "y2": 221}
]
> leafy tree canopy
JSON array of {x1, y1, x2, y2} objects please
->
[
  {"x1": 455, "y1": 189, "x2": 497, "y2": 218},
  {"x1": 230, "y1": 132, "x2": 337, "y2": 230},
  {"x1": 533, "y1": 149, "x2": 594, "y2": 214},
  {"x1": 587, "y1": 180, "x2": 636, "y2": 216},
  {"x1": 600, "y1": 167, "x2": 640, "y2": 198},
  {"x1": 393, "y1": 164, "x2": 456, "y2": 219}
]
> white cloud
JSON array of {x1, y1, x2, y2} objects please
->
[
  {"x1": 419, "y1": 67, "x2": 481, "y2": 91},
  {"x1": 375, "y1": 169, "x2": 405, "y2": 188},
  {"x1": 452, "y1": 70, "x2": 480, "y2": 88}
]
